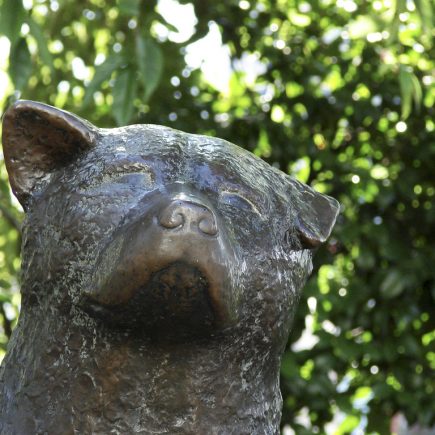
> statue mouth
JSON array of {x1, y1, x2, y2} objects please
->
[{"x1": 84, "y1": 261, "x2": 219, "y2": 338}]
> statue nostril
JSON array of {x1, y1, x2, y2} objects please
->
[
  {"x1": 159, "y1": 211, "x2": 185, "y2": 229},
  {"x1": 198, "y1": 217, "x2": 218, "y2": 236}
]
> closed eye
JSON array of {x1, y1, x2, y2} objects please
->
[
  {"x1": 80, "y1": 161, "x2": 155, "y2": 190},
  {"x1": 220, "y1": 191, "x2": 262, "y2": 216},
  {"x1": 104, "y1": 161, "x2": 155, "y2": 180}
]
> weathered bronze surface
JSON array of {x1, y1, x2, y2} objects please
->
[{"x1": 0, "y1": 101, "x2": 339, "y2": 434}]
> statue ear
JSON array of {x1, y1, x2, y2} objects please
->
[
  {"x1": 2, "y1": 100, "x2": 98, "y2": 209},
  {"x1": 287, "y1": 177, "x2": 340, "y2": 249}
]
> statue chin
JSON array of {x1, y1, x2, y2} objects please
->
[{"x1": 84, "y1": 261, "x2": 218, "y2": 339}]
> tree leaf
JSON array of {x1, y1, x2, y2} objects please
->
[
  {"x1": 388, "y1": 0, "x2": 406, "y2": 42},
  {"x1": 399, "y1": 66, "x2": 423, "y2": 119},
  {"x1": 410, "y1": 73, "x2": 423, "y2": 112},
  {"x1": 118, "y1": 0, "x2": 140, "y2": 16},
  {"x1": 9, "y1": 37, "x2": 32, "y2": 90},
  {"x1": 0, "y1": 291, "x2": 12, "y2": 303},
  {"x1": 398, "y1": 66, "x2": 414, "y2": 119},
  {"x1": 348, "y1": 16, "x2": 378, "y2": 39},
  {"x1": 83, "y1": 54, "x2": 124, "y2": 107},
  {"x1": 135, "y1": 35, "x2": 163, "y2": 102},
  {"x1": 112, "y1": 67, "x2": 138, "y2": 126},
  {"x1": 336, "y1": 414, "x2": 360, "y2": 433},
  {"x1": 380, "y1": 269, "x2": 406, "y2": 299},
  {"x1": 27, "y1": 16, "x2": 54, "y2": 73},
  {"x1": 0, "y1": 0, "x2": 26, "y2": 47},
  {"x1": 415, "y1": 0, "x2": 434, "y2": 36}
]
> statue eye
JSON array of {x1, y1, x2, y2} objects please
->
[
  {"x1": 79, "y1": 161, "x2": 155, "y2": 191},
  {"x1": 104, "y1": 161, "x2": 155, "y2": 183},
  {"x1": 220, "y1": 191, "x2": 262, "y2": 216}
]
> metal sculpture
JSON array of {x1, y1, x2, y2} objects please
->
[{"x1": 0, "y1": 101, "x2": 339, "y2": 434}]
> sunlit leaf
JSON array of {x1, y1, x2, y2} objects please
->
[
  {"x1": 112, "y1": 67, "x2": 138, "y2": 126},
  {"x1": 348, "y1": 16, "x2": 377, "y2": 39},
  {"x1": 335, "y1": 414, "x2": 360, "y2": 434},
  {"x1": 9, "y1": 38, "x2": 32, "y2": 90},
  {"x1": 288, "y1": 11, "x2": 311, "y2": 27},
  {"x1": 290, "y1": 157, "x2": 311, "y2": 183},
  {"x1": 83, "y1": 54, "x2": 124, "y2": 107},
  {"x1": 410, "y1": 73, "x2": 423, "y2": 112},
  {"x1": 135, "y1": 35, "x2": 163, "y2": 102},
  {"x1": 399, "y1": 66, "x2": 414, "y2": 119},
  {"x1": 27, "y1": 16, "x2": 54, "y2": 73},
  {"x1": 353, "y1": 386, "x2": 372, "y2": 400},
  {"x1": 388, "y1": 0, "x2": 406, "y2": 41},
  {"x1": 415, "y1": 0, "x2": 434, "y2": 37},
  {"x1": 254, "y1": 129, "x2": 271, "y2": 158},
  {"x1": 0, "y1": 0, "x2": 26, "y2": 47}
]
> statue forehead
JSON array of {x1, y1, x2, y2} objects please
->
[
  {"x1": 85, "y1": 125, "x2": 278, "y2": 188},
  {"x1": 98, "y1": 124, "x2": 248, "y2": 157}
]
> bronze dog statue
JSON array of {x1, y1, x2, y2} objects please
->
[{"x1": 0, "y1": 101, "x2": 339, "y2": 434}]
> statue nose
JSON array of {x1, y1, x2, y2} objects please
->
[{"x1": 158, "y1": 200, "x2": 218, "y2": 236}]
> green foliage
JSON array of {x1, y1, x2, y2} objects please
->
[
  {"x1": 0, "y1": 165, "x2": 21, "y2": 354},
  {"x1": 135, "y1": 35, "x2": 164, "y2": 102},
  {"x1": 0, "y1": 0, "x2": 434, "y2": 432}
]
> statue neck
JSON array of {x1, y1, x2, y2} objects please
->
[{"x1": 1, "y1": 305, "x2": 283, "y2": 434}]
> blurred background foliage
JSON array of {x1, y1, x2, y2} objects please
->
[{"x1": 0, "y1": 0, "x2": 434, "y2": 433}]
